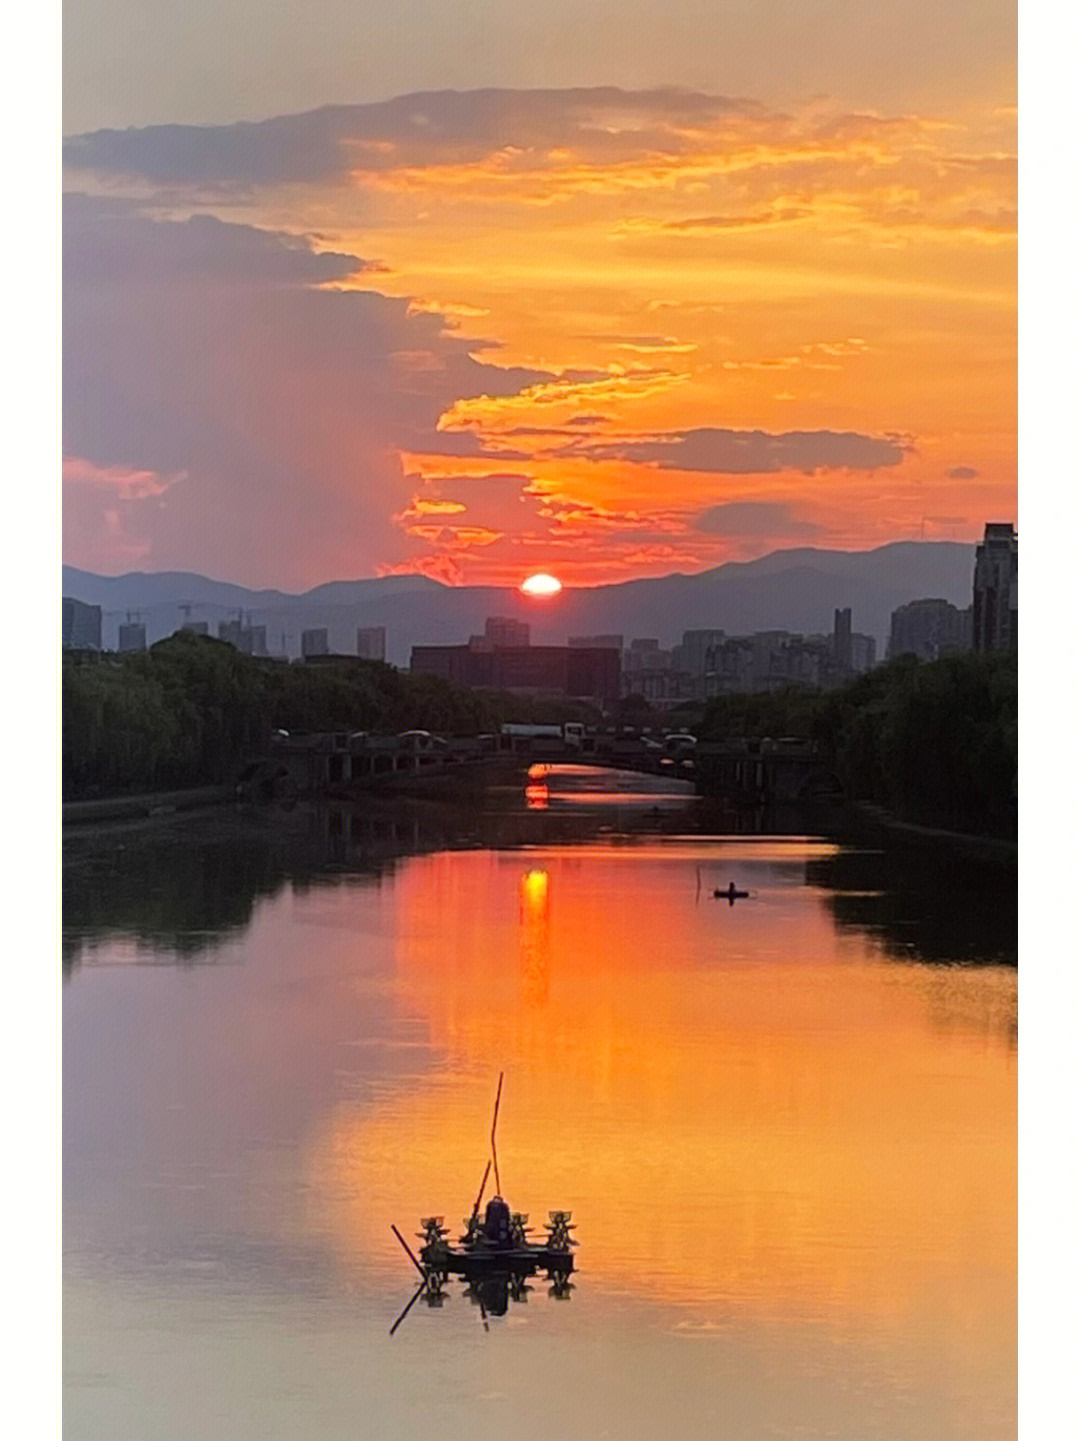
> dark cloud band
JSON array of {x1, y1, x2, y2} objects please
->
[{"x1": 576, "y1": 427, "x2": 908, "y2": 474}]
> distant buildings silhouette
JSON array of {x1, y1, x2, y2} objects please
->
[
  {"x1": 972, "y1": 522, "x2": 1018, "y2": 653},
  {"x1": 410, "y1": 637, "x2": 622, "y2": 708},
  {"x1": 62, "y1": 526, "x2": 1017, "y2": 698},
  {"x1": 356, "y1": 626, "x2": 386, "y2": 662},
  {"x1": 887, "y1": 599, "x2": 970, "y2": 661},
  {"x1": 62, "y1": 596, "x2": 102, "y2": 650}
]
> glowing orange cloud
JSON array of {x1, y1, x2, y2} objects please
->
[{"x1": 63, "y1": 88, "x2": 1016, "y2": 586}]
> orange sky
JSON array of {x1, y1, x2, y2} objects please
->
[{"x1": 63, "y1": 50, "x2": 1015, "y2": 587}]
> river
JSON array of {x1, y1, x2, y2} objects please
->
[{"x1": 63, "y1": 768, "x2": 1016, "y2": 1440}]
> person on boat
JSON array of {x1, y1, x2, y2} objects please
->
[{"x1": 483, "y1": 1194, "x2": 512, "y2": 1251}]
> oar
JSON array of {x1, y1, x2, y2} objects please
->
[
  {"x1": 389, "y1": 1281, "x2": 425, "y2": 1337},
  {"x1": 390, "y1": 1223, "x2": 426, "y2": 1280}
]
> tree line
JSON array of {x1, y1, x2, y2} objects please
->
[
  {"x1": 62, "y1": 631, "x2": 596, "y2": 799},
  {"x1": 64, "y1": 634, "x2": 1017, "y2": 840},
  {"x1": 696, "y1": 650, "x2": 1016, "y2": 839}
]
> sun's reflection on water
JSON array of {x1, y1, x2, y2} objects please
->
[{"x1": 305, "y1": 844, "x2": 1014, "y2": 1369}]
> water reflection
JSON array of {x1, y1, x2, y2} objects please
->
[
  {"x1": 519, "y1": 869, "x2": 551, "y2": 1005},
  {"x1": 63, "y1": 770, "x2": 1016, "y2": 975},
  {"x1": 64, "y1": 803, "x2": 1016, "y2": 1440},
  {"x1": 807, "y1": 837, "x2": 1017, "y2": 966}
]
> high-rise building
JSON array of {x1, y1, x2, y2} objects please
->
[
  {"x1": 624, "y1": 638, "x2": 672, "y2": 673},
  {"x1": 888, "y1": 599, "x2": 968, "y2": 661},
  {"x1": 118, "y1": 622, "x2": 147, "y2": 653},
  {"x1": 850, "y1": 635, "x2": 877, "y2": 672},
  {"x1": 62, "y1": 597, "x2": 102, "y2": 650},
  {"x1": 485, "y1": 616, "x2": 530, "y2": 648},
  {"x1": 301, "y1": 628, "x2": 330, "y2": 658},
  {"x1": 832, "y1": 608, "x2": 852, "y2": 670},
  {"x1": 972, "y1": 523, "x2": 1017, "y2": 652},
  {"x1": 218, "y1": 619, "x2": 243, "y2": 647},
  {"x1": 242, "y1": 625, "x2": 268, "y2": 657},
  {"x1": 357, "y1": 626, "x2": 386, "y2": 662},
  {"x1": 679, "y1": 629, "x2": 727, "y2": 678},
  {"x1": 569, "y1": 634, "x2": 624, "y2": 652}
]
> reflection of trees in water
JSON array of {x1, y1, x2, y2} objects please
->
[
  {"x1": 63, "y1": 793, "x2": 1015, "y2": 975},
  {"x1": 62, "y1": 808, "x2": 398, "y2": 972},
  {"x1": 806, "y1": 842, "x2": 1016, "y2": 967}
]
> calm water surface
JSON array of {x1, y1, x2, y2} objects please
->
[{"x1": 64, "y1": 772, "x2": 1016, "y2": 1440}]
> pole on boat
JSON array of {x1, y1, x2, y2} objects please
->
[
  {"x1": 390, "y1": 1224, "x2": 426, "y2": 1280},
  {"x1": 389, "y1": 1281, "x2": 425, "y2": 1337},
  {"x1": 490, "y1": 1071, "x2": 504, "y2": 1196},
  {"x1": 469, "y1": 1159, "x2": 492, "y2": 1226}
]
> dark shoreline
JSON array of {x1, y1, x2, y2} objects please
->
[
  {"x1": 847, "y1": 801, "x2": 1016, "y2": 867},
  {"x1": 62, "y1": 785, "x2": 235, "y2": 827},
  {"x1": 62, "y1": 776, "x2": 1016, "y2": 876}
]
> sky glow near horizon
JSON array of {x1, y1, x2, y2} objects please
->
[{"x1": 62, "y1": 3, "x2": 1016, "y2": 589}]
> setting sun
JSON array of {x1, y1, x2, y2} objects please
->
[{"x1": 520, "y1": 572, "x2": 562, "y2": 597}]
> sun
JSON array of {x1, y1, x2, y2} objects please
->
[{"x1": 520, "y1": 573, "x2": 562, "y2": 597}]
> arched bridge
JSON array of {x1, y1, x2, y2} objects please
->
[{"x1": 243, "y1": 730, "x2": 841, "y2": 805}]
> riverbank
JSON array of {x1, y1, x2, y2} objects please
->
[
  {"x1": 63, "y1": 785, "x2": 234, "y2": 827},
  {"x1": 850, "y1": 802, "x2": 1017, "y2": 866}
]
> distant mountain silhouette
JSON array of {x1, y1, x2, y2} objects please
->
[{"x1": 63, "y1": 542, "x2": 975, "y2": 663}]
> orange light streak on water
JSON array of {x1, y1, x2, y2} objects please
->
[{"x1": 305, "y1": 845, "x2": 1015, "y2": 1381}]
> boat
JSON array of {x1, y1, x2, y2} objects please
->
[{"x1": 390, "y1": 1073, "x2": 577, "y2": 1331}]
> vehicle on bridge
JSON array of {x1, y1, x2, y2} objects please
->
[
  {"x1": 499, "y1": 722, "x2": 585, "y2": 754},
  {"x1": 396, "y1": 729, "x2": 449, "y2": 755}
]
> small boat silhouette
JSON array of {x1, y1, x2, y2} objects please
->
[
  {"x1": 714, "y1": 882, "x2": 749, "y2": 904},
  {"x1": 390, "y1": 1073, "x2": 576, "y2": 1332}
]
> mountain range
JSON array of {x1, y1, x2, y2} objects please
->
[{"x1": 63, "y1": 542, "x2": 977, "y2": 664}]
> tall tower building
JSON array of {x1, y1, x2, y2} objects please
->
[
  {"x1": 301, "y1": 628, "x2": 330, "y2": 658},
  {"x1": 972, "y1": 523, "x2": 1018, "y2": 652},
  {"x1": 356, "y1": 626, "x2": 386, "y2": 662},
  {"x1": 62, "y1": 597, "x2": 102, "y2": 650},
  {"x1": 485, "y1": 616, "x2": 530, "y2": 648},
  {"x1": 832, "y1": 608, "x2": 853, "y2": 670}
]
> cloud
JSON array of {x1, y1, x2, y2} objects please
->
[
  {"x1": 946, "y1": 464, "x2": 980, "y2": 479},
  {"x1": 63, "y1": 88, "x2": 769, "y2": 190},
  {"x1": 694, "y1": 501, "x2": 825, "y2": 537},
  {"x1": 575, "y1": 427, "x2": 909, "y2": 474},
  {"x1": 62, "y1": 88, "x2": 987, "y2": 224},
  {"x1": 719, "y1": 338, "x2": 870, "y2": 374},
  {"x1": 62, "y1": 455, "x2": 183, "y2": 500},
  {"x1": 59, "y1": 86, "x2": 1014, "y2": 585},
  {"x1": 62, "y1": 193, "x2": 381, "y2": 288},
  {"x1": 622, "y1": 207, "x2": 813, "y2": 235},
  {"x1": 63, "y1": 194, "x2": 553, "y2": 583},
  {"x1": 62, "y1": 456, "x2": 186, "y2": 569}
]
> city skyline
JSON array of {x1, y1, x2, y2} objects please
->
[
  {"x1": 62, "y1": 3, "x2": 1015, "y2": 591},
  {"x1": 60, "y1": 533, "x2": 987, "y2": 660}
]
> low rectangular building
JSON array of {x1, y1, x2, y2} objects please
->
[{"x1": 410, "y1": 643, "x2": 620, "y2": 707}]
